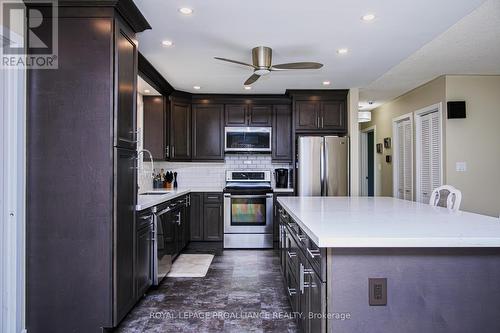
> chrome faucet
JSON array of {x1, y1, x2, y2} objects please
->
[{"x1": 137, "y1": 149, "x2": 155, "y2": 179}]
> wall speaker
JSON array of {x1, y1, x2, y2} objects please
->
[{"x1": 447, "y1": 101, "x2": 466, "y2": 119}]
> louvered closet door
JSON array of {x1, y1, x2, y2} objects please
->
[
  {"x1": 419, "y1": 112, "x2": 441, "y2": 203},
  {"x1": 396, "y1": 119, "x2": 412, "y2": 200}
]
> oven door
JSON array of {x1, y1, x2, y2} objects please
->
[
  {"x1": 224, "y1": 127, "x2": 272, "y2": 152},
  {"x1": 224, "y1": 193, "x2": 273, "y2": 233}
]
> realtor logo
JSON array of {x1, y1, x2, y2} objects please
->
[{"x1": 1, "y1": 0, "x2": 58, "y2": 68}]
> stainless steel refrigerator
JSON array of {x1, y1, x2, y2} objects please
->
[{"x1": 297, "y1": 136, "x2": 348, "y2": 196}]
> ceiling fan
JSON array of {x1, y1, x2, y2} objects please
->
[{"x1": 214, "y1": 46, "x2": 323, "y2": 86}]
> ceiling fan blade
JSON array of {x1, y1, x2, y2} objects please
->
[
  {"x1": 244, "y1": 74, "x2": 260, "y2": 85},
  {"x1": 271, "y1": 62, "x2": 323, "y2": 70},
  {"x1": 214, "y1": 57, "x2": 256, "y2": 68}
]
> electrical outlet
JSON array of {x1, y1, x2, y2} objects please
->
[
  {"x1": 456, "y1": 161, "x2": 467, "y2": 172},
  {"x1": 369, "y1": 278, "x2": 387, "y2": 306}
]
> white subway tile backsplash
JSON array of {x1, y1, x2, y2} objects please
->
[{"x1": 137, "y1": 154, "x2": 291, "y2": 192}]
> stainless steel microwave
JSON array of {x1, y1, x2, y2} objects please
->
[{"x1": 224, "y1": 127, "x2": 272, "y2": 153}]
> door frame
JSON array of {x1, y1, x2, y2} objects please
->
[
  {"x1": 0, "y1": 25, "x2": 26, "y2": 333},
  {"x1": 414, "y1": 102, "x2": 444, "y2": 203},
  {"x1": 392, "y1": 113, "x2": 414, "y2": 200},
  {"x1": 360, "y1": 126, "x2": 376, "y2": 196}
]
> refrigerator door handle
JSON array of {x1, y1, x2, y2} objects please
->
[
  {"x1": 324, "y1": 138, "x2": 329, "y2": 196},
  {"x1": 320, "y1": 138, "x2": 325, "y2": 196}
]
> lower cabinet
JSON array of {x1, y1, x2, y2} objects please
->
[
  {"x1": 279, "y1": 203, "x2": 326, "y2": 333},
  {"x1": 135, "y1": 219, "x2": 153, "y2": 298},
  {"x1": 189, "y1": 192, "x2": 223, "y2": 242},
  {"x1": 273, "y1": 192, "x2": 294, "y2": 243}
]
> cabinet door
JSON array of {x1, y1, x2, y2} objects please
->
[
  {"x1": 189, "y1": 193, "x2": 203, "y2": 241},
  {"x1": 285, "y1": 264, "x2": 299, "y2": 313},
  {"x1": 321, "y1": 101, "x2": 346, "y2": 131},
  {"x1": 307, "y1": 270, "x2": 327, "y2": 333},
  {"x1": 115, "y1": 21, "x2": 137, "y2": 149},
  {"x1": 272, "y1": 105, "x2": 292, "y2": 162},
  {"x1": 249, "y1": 105, "x2": 272, "y2": 126},
  {"x1": 295, "y1": 101, "x2": 320, "y2": 131},
  {"x1": 170, "y1": 100, "x2": 191, "y2": 160},
  {"x1": 192, "y1": 104, "x2": 224, "y2": 160},
  {"x1": 143, "y1": 96, "x2": 166, "y2": 160},
  {"x1": 225, "y1": 104, "x2": 248, "y2": 126},
  {"x1": 136, "y1": 224, "x2": 152, "y2": 299},
  {"x1": 114, "y1": 148, "x2": 137, "y2": 322},
  {"x1": 203, "y1": 203, "x2": 223, "y2": 241}
]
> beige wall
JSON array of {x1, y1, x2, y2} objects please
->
[
  {"x1": 360, "y1": 76, "x2": 446, "y2": 197},
  {"x1": 445, "y1": 75, "x2": 500, "y2": 217}
]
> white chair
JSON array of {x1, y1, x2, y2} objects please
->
[{"x1": 429, "y1": 185, "x2": 462, "y2": 212}]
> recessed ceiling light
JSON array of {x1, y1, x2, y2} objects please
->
[
  {"x1": 337, "y1": 48, "x2": 348, "y2": 55},
  {"x1": 244, "y1": 86, "x2": 252, "y2": 90},
  {"x1": 179, "y1": 7, "x2": 193, "y2": 15},
  {"x1": 193, "y1": 85, "x2": 201, "y2": 90},
  {"x1": 161, "y1": 40, "x2": 173, "y2": 47},
  {"x1": 322, "y1": 81, "x2": 331, "y2": 86},
  {"x1": 144, "y1": 89, "x2": 150, "y2": 93},
  {"x1": 362, "y1": 13, "x2": 376, "y2": 22}
]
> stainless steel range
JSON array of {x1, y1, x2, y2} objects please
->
[{"x1": 223, "y1": 170, "x2": 273, "y2": 249}]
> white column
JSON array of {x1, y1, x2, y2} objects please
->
[{"x1": 348, "y1": 88, "x2": 360, "y2": 196}]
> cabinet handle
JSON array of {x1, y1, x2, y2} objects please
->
[
  {"x1": 171, "y1": 146, "x2": 175, "y2": 158},
  {"x1": 317, "y1": 116, "x2": 320, "y2": 128},
  {"x1": 299, "y1": 263, "x2": 304, "y2": 294},
  {"x1": 287, "y1": 250, "x2": 296, "y2": 258},
  {"x1": 287, "y1": 287, "x2": 297, "y2": 296},
  {"x1": 165, "y1": 146, "x2": 169, "y2": 158},
  {"x1": 307, "y1": 248, "x2": 321, "y2": 259},
  {"x1": 296, "y1": 233, "x2": 307, "y2": 242},
  {"x1": 321, "y1": 116, "x2": 324, "y2": 128}
]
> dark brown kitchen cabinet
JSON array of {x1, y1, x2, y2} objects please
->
[
  {"x1": 26, "y1": 2, "x2": 150, "y2": 332},
  {"x1": 273, "y1": 192, "x2": 293, "y2": 242},
  {"x1": 225, "y1": 104, "x2": 248, "y2": 126},
  {"x1": 192, "y1": 104, "x2": 224, "y2": 161},
  {"x1": 135, "y1": 215, "x2": 153, "y2": 299},
  {"x1": 272, "y1": 105, "x2": 292, "y2": 162},
  {"x1": 170, "y1": 99, "x2": 191, "y2": 160},
  {"x1": 189, "y1": 193, "x2": 203, "y2": 241},
  {"x1": 204, "y1": 202, "x2": 223, "y2": 241},
  {"x1": 249, "y1": 105, "x2": 273, "y2": 126},
  {"x1": 190, "y1": 192, "x2": 223, "y2": 242},
  {"x1": 295, "y1": 101, "x2": 320, "y2": 130},
  {"x1": 143, "y1": 96, "x2": 167, "y2": 160},
  {"x1": 115, "y1": 147, "x2": 137, "y2": 323},
  {"x1": 321, "y1": 101, "x2": 346, "y2": 131},
  {"x1": 224, "y1": 103, "x2": 272, "y2": 127},
  {"x1": 115, "y1": 20, "x2": 138, "y2": 150}
]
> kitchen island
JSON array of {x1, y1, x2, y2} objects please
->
[{"x1": 277, "y1": 196, "x2": 500, "y2": 333}]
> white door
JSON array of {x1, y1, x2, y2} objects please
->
[
  {"x1": 393, "y1": 118, "x2": 413, "y2": 200},
  {"x1": 416, "y1": 107, "x2": 442, "y2": 203}
]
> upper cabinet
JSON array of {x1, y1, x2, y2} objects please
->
[
  {"x1": 115, "y1": 20, "x2": 138, "y2": 150},
  {"x1": 291, "y1": 90, "x2": 348, "y2": 134},
  {"x1": 192, "y1": 104, "x2": 224, "y2": 161},
  {"x1": 170, "y1": 97, "x2": 191, "y2": 161},
  {"x1": 143, "y1": 96, "x2": 167, "y2": 160},
  {"x1": 272, "y1": 104, "x2": 292, "y2": 162},
  {"x1": 224, "y1": 103, "x2": 272, "y2": 127}
]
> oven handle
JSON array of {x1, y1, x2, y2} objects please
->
[{"x1": 224, "y1": 194, "x2": 271, "y2": 199}]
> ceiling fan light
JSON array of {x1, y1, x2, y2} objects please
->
[{"x1": 254, "y1": 69, "x2": 270, "y2": 76}]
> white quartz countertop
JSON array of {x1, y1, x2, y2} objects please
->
[
  {"x1": 277, "y1": 196, "x2": 500, "y2": 248},
  {"x1": 136, "y1": 187, "x2": 223, "y2": 211}
]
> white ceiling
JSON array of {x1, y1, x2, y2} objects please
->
[
  {"x1": 359, "y1": 0, "x2": 500, "y2": 109},
  {"x1": 134, "y1": 0, "x2": 489, "y2": 101},
  {"x1": 138, "y1": 76, "x2": 160, "y2": 95}
]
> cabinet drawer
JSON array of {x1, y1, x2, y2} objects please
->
[
  {"x1": 204, "y1": 192, "x2": 222, "y2": 203},
  {"x1": 285, "y1": 227, "x2": 300, "y2": 281},
  {"x1": 304, "y1": 236, "x2": 327, "y2": 282},
  {"x1": 136, "y1": 210, "x2": 154, "y2": 230}
]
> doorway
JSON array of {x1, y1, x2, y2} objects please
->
[{"x1": 360, "y1": 126, "x2": 376, "y2": 196}]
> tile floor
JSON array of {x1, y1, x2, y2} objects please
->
[{"x1": 115, "y1": 250, "x2": 298, "y2": 333}]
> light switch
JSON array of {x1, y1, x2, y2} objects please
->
[
  {"x1": 378, "y1": 164, "x2": 382, "y2": 171},
  {"x1": 456, "y1": 162, "x2": 467, "y2": 172}
]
